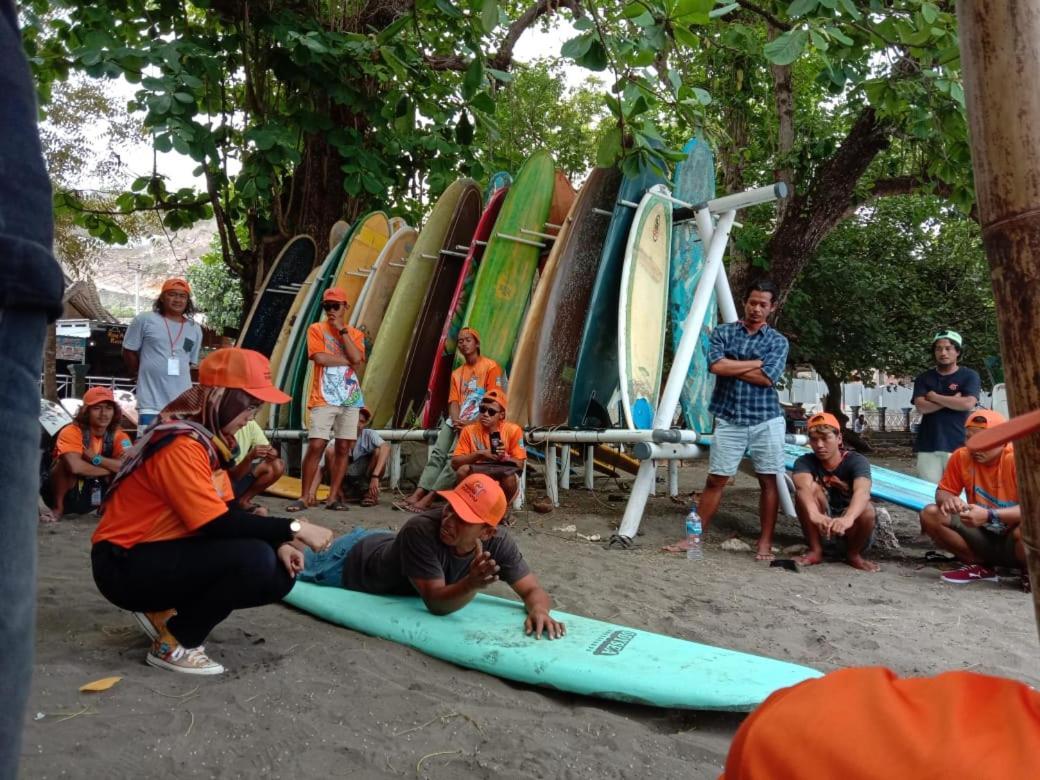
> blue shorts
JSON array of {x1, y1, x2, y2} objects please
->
[
  {"x1": 299, "y1": 528, "x2": 383, "y2": 588},
  {"x1": 708, "y1": 416, "x2": 785, "y2": 477}
]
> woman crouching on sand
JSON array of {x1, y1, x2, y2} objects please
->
[{"x1": 91, "y1": 348, "x2": 333, "y2": 675}]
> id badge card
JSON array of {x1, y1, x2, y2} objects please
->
[{"x1": 167, "y1": 357, "x2": 181, "y2": 376}]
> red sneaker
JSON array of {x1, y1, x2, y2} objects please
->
[{"x1": 940, "y1": 564, "x2": 998, "y2": 585}]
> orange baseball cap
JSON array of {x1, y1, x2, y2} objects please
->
[
  {"x1": 458, "y1": 327, "x2": 480, "y2": 343},
  {"x1": 161, "y1": 278, "x2": 191, "y2": 295},
  {"x1": 198, "y1": 348, "x2": 291, "y2": 404},
  {"x1": 322, "y1": 288, "x2": 348, "y2": 304},
  {"x1": 438, "y1": 474, "x2": 508, "y2": 526},
  {"x1": 965, "y1": 409, "x2": 1006, "y2": 429},
  {"x1": 482, "y1": 388, "x2": 507, "y2": 413},
  {"x1": 721, "y1": 667, "x2": 1040, "y2": 779},
  {"x1": 83, "y1": 387, "x2": 116, "y2": 407},
  {"x1": 807, "y1": 412, "x2": 840, "y2": 431}
]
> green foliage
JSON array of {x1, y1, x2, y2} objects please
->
[
  {"x1": 779, "y1": 196, "x2": 999, "y2": 387},
  {"x1": 473, "y1": 59, "x2": 608, "y2": 179},
  {"x1": 186, "y1": 235, "x2": 245, "y2": 334}
]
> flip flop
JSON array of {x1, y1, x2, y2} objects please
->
[
  {"x1": 324, "y1": 501, "x2": 350, "y2": 511},
  {"x1": 360, "y1": 495, "x2": 379, "y2": 507},
  {"x1": 286, "y1": 500, "x2": 309, "y2": 512}
]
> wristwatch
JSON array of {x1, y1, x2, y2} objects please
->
[
  {"x1": 338, "y1": 327, "x2": 349, "y2": 335},
  {"x1": 289, "y1": 520, "x2": 302, "y2": 536},
  {"x1": 985, "y1": 508, "x2": 1006, "y2": 531},
  {"x1": 91, "y1": 454, "x2": 103, "y2": 466}
]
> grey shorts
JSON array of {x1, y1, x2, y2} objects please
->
[
  {"x1": 709, "y1": 416, "x2": 785, "y2": 476},
  {"x1": 950, "y1": 515, "x2": 1019, "y2": 568}
]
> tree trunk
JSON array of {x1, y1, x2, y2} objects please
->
[
  {"x1": 43, "y1": 322, "x2": 58, "y2": 402},
  {"x1": 957, "y1": 0, "x2": 1040, "y2": 637},
  {"x1": 761, "y1": 108, "x2": 892, "y2": 307}
]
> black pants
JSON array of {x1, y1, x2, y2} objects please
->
[{"x1": 92, "y1": 537, "x2": 294, "y2": 648}]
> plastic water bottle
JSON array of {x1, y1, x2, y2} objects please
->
[{"x1": 685, "y1": 506, "x2": 703, "y2": 562}]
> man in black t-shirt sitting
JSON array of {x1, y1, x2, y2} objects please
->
[
  {"x1": 792, "y1": 413, "x2": 880, "y2": 572},
  {"x1": 912, "y1": 330, "x2": 981, "y2": 483},
  {"x1": 295, "y1": 474, "x2": 565, "y2": 639}
]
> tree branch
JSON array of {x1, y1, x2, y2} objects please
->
[
  {"x1": 735, "y1": 0, "x2": 791, "y2": 32},
  {"x1": 768, "y1": 23, "x2": 795, "y2": 225},
  {"x1": 425, "y1": 0, "x2": 582, "y2": 71}
]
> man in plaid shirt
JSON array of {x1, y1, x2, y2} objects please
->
[{"x1": 663, "y1": 280, "x2": 789, "y2": 560}]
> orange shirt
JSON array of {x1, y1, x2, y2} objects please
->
[
  {"x1": 306, "y1": 321, "x2": 365, "y2": 410},
  {"x1": 54, "y1": 424, "x2": 132, "y2": 460},
  {"x1": 92, "y1": 436, "x2": 233, "y2": 548},
  {"x1": 938, "y1": 444, "x2": 1019, "y2": 509},
  {"x1": 455, "y1": 420, "x2": 526, "y2": 462},
  {"x1": 449, "y1": 356, "x2": 504, "y2": 422}
]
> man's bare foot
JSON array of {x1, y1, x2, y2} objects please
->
[
  {"x1": 797, "y1": 550, "x2": 824, "y2": 566},
  {"x1": 847, "y1": 555, "x2": 880, "y2": 572},
  {"x1": 39, "y1": 506, "x2": 59, "y2": 524},
  {"x1": 755, "y1": 544, "x2": 775, "y2": 561},
  {"x1": 661, "y1": 539, "x2": 692, "y2": 553}
]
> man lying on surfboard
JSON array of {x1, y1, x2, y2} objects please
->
[{"x1": 293, "y1": 474, "x2": 566, "y2": 639}]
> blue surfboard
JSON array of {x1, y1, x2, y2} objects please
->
[
  {"x1": 285, "y1": 581, "x2": 822, "y2": 711},
  {"x1": 670, "y1": 138, "x2": 717, "y2": 434}
]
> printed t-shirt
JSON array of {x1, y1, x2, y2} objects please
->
[
  {"x1": 793, "y1": 450, "x2": 871, "y2": 515},
  {"x1": 454, "y1": 421, "x2": 526, "y2": 461},
  {"x1": 307, "y1": 321, "x2": 365, "y2": 409},
  {"x1": 938, "y1": 445, "x2": 1018, "y2": 509},
  {"x1": 449, "y1": 356, "x2": 504, "y2": 424},
  {"x1": 92, "y1": 436, "x2": 233, "y2": 548},
  {"x1": 54, "y1": 424, "x2": 132, "y2": 460},
  {"x1": 233, "y1": 420, "x2": 270, "y2": 466},
  {"x1": 912, "y1": 367, "x2": 982, "y2": 453},
  {"x1": 123, "y1": 312, "x2": 202, "y2": 412},
  {"x1": 342, "y1": 509, "x2": 530, "y2": 594}
]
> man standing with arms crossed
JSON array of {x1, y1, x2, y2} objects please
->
[
  {"x1": 289, "y1": 288, "x2": 365, "y2": 512},
  {"x1": 912, "y1": 330, "x2": 981, "y2": 483},
  {"x1": 663, "y1": 280, "x2": 789, "y2": 561}
]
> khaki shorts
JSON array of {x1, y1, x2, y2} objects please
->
[
  {"x1": 916, "y1": 451, "x2": 951, "y2": 484},
  {"x1": 950, "y1": 515, "x2": 1020, "y2": 568},
  {"x1": 308, "y1": 405, "x2": 360, "y2": 441}
]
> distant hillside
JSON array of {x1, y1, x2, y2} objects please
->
[{"x1": 72, "y1": 219, "x2": 217, "y2": 318}]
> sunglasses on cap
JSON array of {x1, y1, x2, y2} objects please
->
[
  {"x1": 322, "y1": 302, "x2": 345, "y2": 311},
  {"x1": 967, "y1": 414, "x2": 990, "y2": 428},
  {"x1": 478, "y1": 404, "x2": 501, "y2": 415}
]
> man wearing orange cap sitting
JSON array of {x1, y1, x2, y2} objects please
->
[
  {"x1": 298, "y1": 474, "x2": 565, "y2": 638},
  {"x1": 451, "y1": 388, "x2": 525, "y2": 504},
  {"x1": 91, "y1": 348, "x2": 334, "y2": 675},
  {"x1": 791, "y1": 412, "x2": 879, "y2": 572},
  {"x1": 919, "y1": 409, "x2": 1025, "y2": 588},
  {"x1": 42, "y1": 387, "x2": 133, "y2": 520},
  {"x1": 289, "y1": 287, "x2": 366, "y2": 512},
  {"x1": 398, "y1": 327, "x2": 504, "y2": 512},
  {"x1": 122, "y1": 277, "x2": 203, "y2": 429}
]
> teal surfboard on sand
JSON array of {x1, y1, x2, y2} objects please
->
[
  {"x1": 783, "y1": 444, "x2": 937, "y2": 511},
  {"x1": 285, "y1": 582, "x2": 822, "y2": 711},
  {"x1": 671, "y1": 138, "x2": 718, "y2": 434}
]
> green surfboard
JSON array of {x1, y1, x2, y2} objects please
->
[
  {"x1": 457, "y1": 150, "x2": 556, "y2": 371},
  {"x1": 285, "y1": 581, "x2": 822, "y2": 711}
]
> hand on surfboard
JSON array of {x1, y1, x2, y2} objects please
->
[{"x1": 525, "y1": 608, "x2": 566, "y2": 641}]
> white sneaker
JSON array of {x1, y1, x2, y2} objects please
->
[{"x1": 147, "y1": 634, "x2": 224, "y2": 676}]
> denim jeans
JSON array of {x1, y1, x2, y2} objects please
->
[
  {"x1": 299, "y1": 528, "x2": 380, "y2": 587},
  {"x1": 0, "y1": 310, "x2": 46, "y2": 778}
]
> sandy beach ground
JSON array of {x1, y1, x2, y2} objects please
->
[{"x1": 23, "y1": 451, "x2": 1039, "y2": 778}]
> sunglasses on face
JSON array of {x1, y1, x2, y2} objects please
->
[
  {"x1": 478, "y1": 405, "x2": 501, "y2": 415},
  {"x1": 322, "y1": 302, "x2": 344, "y2": 311}
]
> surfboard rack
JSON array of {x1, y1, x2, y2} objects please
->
[
  {"x1": 498, "y1": 232, "x2": 546, "y2": 249},
  {"x1": 520, "y1": 228, "x2": 558, "y2": 241},
  {"x1": 439, "y1": 248, "x2": 467, "y2": 258},
  {"x1": 591, "y1": 207, "x2": 614, "y2": 216},
  {"x1": 388, "y1": 261, "x2": 408, "y2": 268}
]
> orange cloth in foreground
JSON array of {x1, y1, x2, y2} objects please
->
[
  {"x1": 721, "y1": 667, "x2": 1040, "y2": 780},
  {"x1": 92, "y1": 436, "x2": 233, "y2": 548},
  {"x1": 455, "y1": 421, "x2": 526, "y2": 462}
]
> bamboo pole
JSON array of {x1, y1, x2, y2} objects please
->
[{"x1": 957, "y1": 1, "x2": 1040, "y2": 635}]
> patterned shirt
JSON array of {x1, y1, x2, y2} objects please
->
[{"x1": 707, "y1": 321, "x2": 788, "y2": 426}]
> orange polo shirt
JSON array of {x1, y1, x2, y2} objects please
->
[
  {"x1": 938, "y1": 444, "x2": 1018, "y2": 509},
  {"x1": 54, "y1": 424, "x2": 132, "y2": 460},
  {"x1": 92, "y1": 436, "x2": 233, "y2": 549},
  {"x1": 455, "y1": 420, "x2": 526, "y2": 461}
]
